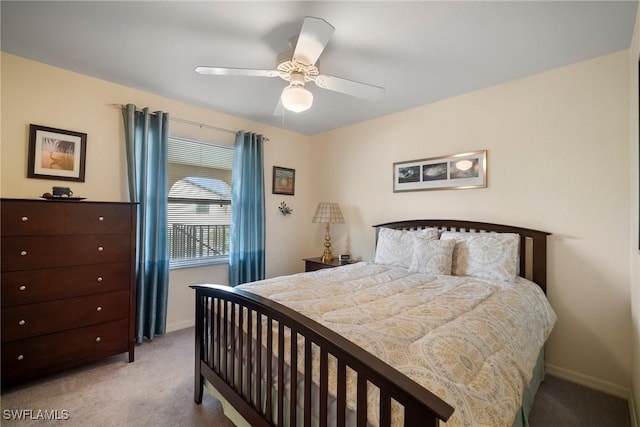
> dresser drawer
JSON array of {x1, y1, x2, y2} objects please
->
[
  {"x1": 1, "y1": 201, "x2": 66, "y2": 236},
  {"x1": 1, "y1": 234, "x2": 131, "y2": 271},
  {"x1": 2, "y1": 319, "x2": 129, "y2": 385},
  {"x1": 2, "y1": 290, "x2": 130, "y2": 342},
  {"x1": 0, "y1": 201, "x2": 133, "y2": 236},
  {"x1": 65, "y1": 203, "x2": 132, "y2": 234},
  {"x1": 1, "y1": 262, "x2": 130, "y2": 307}
]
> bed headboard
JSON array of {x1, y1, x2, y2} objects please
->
[{"x1": 373, "y1": 220, "x2": 551, "y2": 293}]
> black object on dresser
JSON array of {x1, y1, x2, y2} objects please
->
[{"x1": 0, "y1": 198, "x2": 136, "y2": 387}]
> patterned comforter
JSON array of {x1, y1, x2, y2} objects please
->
[{"x1": 237, "y1": 262, "x2": 557, "y2": 426}]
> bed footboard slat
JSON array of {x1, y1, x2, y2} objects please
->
[
  {"x1": 356, "y1": 375, "x2": 367, "y2": 427},
  {"x1": 266, "y1": 317, "x2": 273, "y2": 423},
  {"x1": 215, "y1": 298, "x2": 221, "y2": 374},
  {"x1": 245, "y1": 308, "x2": 252, "y2": 401},
  {"x1": 256, "y1": 311, "x2": 263, "y2": 411},
  {"x1": 238, "y1": 305, "x2": 244, "y2": 395},
  {"x1": 337, "y1": 359, "x2": 347, "y2": 427},
  {"x1": 194, "y1": 293, "x2": 205, "y2": 404},
  {"x1": 304, "y1": 338, "x2": 312, "y2": 427},
  {"x1": 380, "y1": 389, "x2": 391, "y2": 427},
  {"x1": 230, "y1": 302, "x2": 236, "y2": 388},
  {"x1": 223, "y1": 301, "x2": 228, "y2": 381},
  {"x1": 319, "y1": 348, "x2": 329, "y2": 427},
  {"x1": 290, "y1": 330, "x2": 298, "y2": 427},
  {"x1": 277, "y1": 322, "x2": 285, "y2": 426}
]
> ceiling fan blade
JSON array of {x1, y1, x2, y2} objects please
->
[
  {"x1": 195, "y1": 66, "x2": 279, "y2": 77},
  {"x1": 293, "y1": 17, "x2": 335, "y2": 66},
  {"x1": 315, "y1": 74, "x2": 385, "y2": 101}
]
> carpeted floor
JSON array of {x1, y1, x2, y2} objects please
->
[
  {"x1": 529, "y1": 374, "x2": 630, "y2": 427},
  {"x1": 0, "y1": 327, "x2": 631, "y2": 426},
  {"x1": 0, "y1": 328, "x2": 233, "y2": 427}
]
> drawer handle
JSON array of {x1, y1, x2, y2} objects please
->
[
  {"x1": 20, "y1": 250, "x2": 27, "y2": 256},
  {"x1": 98, "y1": 216, "x2": 104, "y2": 221},
  {"x1": 21, "y1": 216, "x2": 28, "y2": 222},
  {"x1": 97, "y1": 276, "x2": 103, "y2": 282},
  {"x1": 97, "y1": 246, "x2": 104, "y2": 252},
  {"x1": 95, "y1": 337, "x2": 102, "y2": 343},
  {"x1": 19, "y1": 285, "x2": 27, "y2": 291},
  {"x1": 17, "y1": 355, "x2": 24, "y2": 361},
  {"x1": 96, "y1": 306, "x2": 102, "y2": 312},
  {"x1": 18, "y1": 320, "x2": 26, "y2": 326}
]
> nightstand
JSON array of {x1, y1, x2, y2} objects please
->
[{"x1": 304, "y1": 257, "x2": 350, "y2": 272}]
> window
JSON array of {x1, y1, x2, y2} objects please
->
[{"x1": 167, "y1": 137, "x2": 233, "y2": 269}]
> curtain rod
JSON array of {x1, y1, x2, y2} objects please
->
[{"x1": 108, "y1": 103, "x2": 269, "y2": 141}]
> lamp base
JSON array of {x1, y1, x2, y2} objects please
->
[
  {"x1": 321, "y1": 223, "x2": 334, "y2": 262},
  {"x1": 321, "y1": 250, "x2": 334, "y2": 263}
]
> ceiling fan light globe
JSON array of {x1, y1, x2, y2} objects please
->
[{"x1": 281, "y1": 86, "x2": 313, "y2": 113}]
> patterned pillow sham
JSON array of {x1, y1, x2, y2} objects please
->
[
  {"x1": 374, "y1": 227, "x2": 439, "y2": 268},
  {"x1": 439, "y1": 231, "x2": 520, "y2": 281},
  {"x1": 409, "y1": 238, "x2": 456, "y2": 275}
]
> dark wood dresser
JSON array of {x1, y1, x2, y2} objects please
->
[{"x1": 1, "y1": 198, "x2": 136, "y2": 386}]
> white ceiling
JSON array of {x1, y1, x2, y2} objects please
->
[{"x1": 1, "y1": 1, "x2": 637, "y2": 136}]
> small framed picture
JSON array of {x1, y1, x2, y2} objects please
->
[
  {"x1": 272, "y1": 166, "x2": 295, "y2": 195},
  {"x1": 27, "y1": 124, "x2": 87, "y2": 182}
]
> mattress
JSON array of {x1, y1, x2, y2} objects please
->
[{"x1": 227, "y1": 261, "x2": 556, "y2": 426}]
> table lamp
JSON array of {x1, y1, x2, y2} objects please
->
[{"x1": 312, "y1": 202, "x2": 344, "y2": 262}]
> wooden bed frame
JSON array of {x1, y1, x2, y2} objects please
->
[{"x1": 191, "y1": 220, "x2": 551, "y2": 426}]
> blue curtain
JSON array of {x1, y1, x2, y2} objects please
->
[
  {"x1": 229, "y1": 131, "x2": 265, "y2": 286},
  {"x1": 122, "y1": 104, "x2": 170, "y2": 343}
]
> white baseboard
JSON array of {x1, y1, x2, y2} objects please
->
[
  {"x1": 166, "y1": 319, "x2": 195, "y2": 333},
  {"x1": 545, "y1": 363, "x2": 630, "y2": 400}
]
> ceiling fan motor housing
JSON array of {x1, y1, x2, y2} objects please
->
[{"x1": 276, "y1": 50, "x2": 319, "y2": 83}]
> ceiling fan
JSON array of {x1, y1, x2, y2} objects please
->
[{"x1": 195, "y1": 16, "x2": 385, "y2": 113}]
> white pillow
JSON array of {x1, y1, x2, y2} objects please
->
[
  {"x1": 375, "y1": 227, "x2": 439, "y2": 268},
  {"x1": 409, "y1": 238, "x2": 456, "y2": 275},
  {"x1": 440, "y1": 231, "x2": 519, "y2": 281}
]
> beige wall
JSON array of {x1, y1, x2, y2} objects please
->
[
  {"x1": 310, "y1": 51, "x2": 633, "y2": 398},
  {"x1": 0, "y1": 52, "x2": 315, "y2": 333},
  {"x1": 630, "y1": 6, "x2": 640, "y2": 425}
]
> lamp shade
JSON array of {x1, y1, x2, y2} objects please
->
[
  {"x1": 281, "y1": 85, "x2": 313, "y2": 113},
  {"x1": 312, "y1": 202, "x2": 344, "y2": 224}
]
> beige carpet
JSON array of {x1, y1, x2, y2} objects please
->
[
  {"x1": 529, "y1": 375, "x2": 630, "y2": 427},
  {"x1": 0, "y1": 327, "x2": 234, "y2": 426}
]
